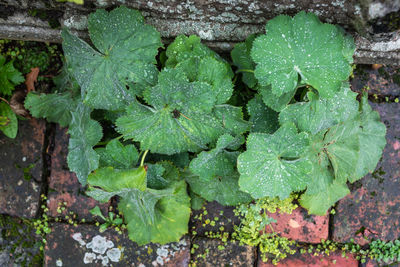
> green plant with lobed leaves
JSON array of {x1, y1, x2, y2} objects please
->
[
  {"x1": 24, "y1": 7, "x2": 386, "y2": 245},
  {"x1": 0, "y1": 55, "x2": 24, "y2": 138}
]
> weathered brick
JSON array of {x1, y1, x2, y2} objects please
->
[
  {"x1": 258, "y1": 251, "x2": 358, "y2": 267},
  {"x1": 263, "y1": 207, "x2": 329, "y2": 243},
  {"x1": 191, "y1": 237, "x2": 256, "y2": 267},
  {"x1": 190, "y1": 201, "x2": 241, "y2": 236},
  {"x1": 44, "y1": 223, "x2": 190, "y2": 267},
  {"x1": 333, "y1": 102, "x2": 400, "y2": 244},
  {"x1": 47, "y1": 126, "x2": 108, "y2": 221},
  {"x1": 0, "y1": 118, "x2": 45, "y2": 218},
  {"x1": 351, "y1": 65, "x2": 400, "y2": 97}
]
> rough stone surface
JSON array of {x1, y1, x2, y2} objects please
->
[
  {"x1": 258, "y1": 251, "x2": 359, "y2": 267},
  {"x1": 0, "y1": 1, "x2": 399, "y2": 64},
  {"x1": 263, "y1": 207, "x2": 329, "y2": 243},
  {"x1": 190, "y1": 201, "x2": 241, "y2": 236},
  {"x1": 362, "y1": 258, "x2": 400, "y2": 267},
  {"x1": 47, "y1": 126, "x2": 108, "y2": 221},
  {"x1": 0, "y1": 215, "x2": 42, "y2": 267},
  {"x1": 191, "y1": 237, "x2": 256, "y2": 267},
  {"x1": 351, "y1": 65, "x2": 400, "y2": 96},
  {"x1": 332, "y1": 102, "x2": 400, "y2": 245},
  {"x1": 0, "y1": 118, "x2": 45, "y2": 218},
  {"x1": 44, "y1": 223, "x2": 190, "y2": 267}
]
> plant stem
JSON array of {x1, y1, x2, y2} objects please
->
[
  {"x1": 236, "y1": 69, "x2": 254, "y2": 74},
  {"x1": 0, "y1": 97, "x2": 9, "y2": 105},
  {"x1": 140, "y1": 149, "x2": 149, "y2": 166}
]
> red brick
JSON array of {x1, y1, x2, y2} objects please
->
[
  {"x1": 48, "y1": 126, "x2": 108, "y2": 221},
  {"x1": 258, "y1": 251, "x2": 358, "y2": 267},
  {"x1": 0, "y1": 118, "x2": 45, "y2": 218},
  {"x1": 332, "y1": 103, "x2": 400, "y2": 244},
  {"x1": 263, "y1": 207, "x2": 329, "y2": 243}
]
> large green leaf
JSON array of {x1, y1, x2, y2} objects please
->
[
  {"x1": 62, "y1": 6, "x2": 162, "y2": 110},
  {"x1": 184, "y1": 169, "x2": 252, "y2": 206},
  {"x1": 213, "y1": 105, "x2": 250, "y2": 136},
  {"x1": 352, "y1": 94, "x2": 386, "y2": 181},
  {"x1": 251, "y1": 11, "x2": 353, "y2": 98},
  {"x1": 117, "y1": 68, "x2": 225, "y2": 155},
  {"x1": 257, "y1": 84, "x2": 296, "y2": 112},
  {"x1": 0, "y1": 102, "x2": 17, "y2": 138},
  {"x1": 96, "y1": 139, "x2": 139, "y2": 169},
  {"x1": 0, "y1": 55, "x2": 24, "y2": 96},
  {"x1": 279, "y1": 84, "x2": 359, "y2": 134},
  {"x1": 24, "y1": 92, "x2": 78, "y2": 127},
  {"x1": 299, "y1": 180, "x2": 350, "y2": 215},
  {"x1": 189, "y1": 134, "x2": 242, "y2": 181},
  {"x1": 238, "y1": 123, "x2": 312, "y2": 199},
  {"x1": 87, "y1": 166, "x2": 190, "y2": 245},
  {"x1": 247, "y1": 94, "x2": 279, "y2": 134},
  {"x1": 67, "y1": 103, "x2": 103, "y2": 185},
  {"x1": 231, "y1": 34, "x2": 257, "y2": 88}
]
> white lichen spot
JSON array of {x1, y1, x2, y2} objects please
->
[
  {"x1": 156, "y1": 256, "x2": 164, "y2": 265},
  {"x1": 106, "y1": 248, "x2": 122, "y2": 262},
  {"x1": 248, "y1": 2, "x2": 259, "y2": 11},
  {"x1": 72, "y1": 233, "x2": 86, "y2": 246},
  {"x1": 63, "y1": 15, "x2": 88, "y2": 31},
  {"x1": 56, "y1": 259, "x2": 63, "y2": 266},
  {"x1": 198, "y1": 29, "x2": 213, "y2": 40},
  {"x1": 95, "y1": 0, "x2": 108, "y2": 7},
  {"x1": 97, "y1": 254, "x2": 109, "y2": 266},
  {"x1": 22, "y1": 157, "x2": 26, "y2": 162},
  {"x1": 83, "y1": 252, "x2": 96, "y2": 264},
  {"x1": 369, "y1": 0, "x2": 400, "y2": 19},
  {"x1": 17, "y1": 180, "x2": 23, "y2": 186},
  {"x1": 86, "y1": 235, "x2": 114, "y2": 254}
]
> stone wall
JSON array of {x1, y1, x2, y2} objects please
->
[{"x1": 0, "y1": 0, "x2": 399, "y2": 64}]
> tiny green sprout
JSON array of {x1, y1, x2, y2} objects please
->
[
  {"x1": 217, "y1": 245, "x2": 225, "y2": 250},
  {"x1": 395, "y1": 98, "x2": 399, "y2": 103},
  {"x1": 330, "y1": 209, "x2": 336, "y2": 215}
]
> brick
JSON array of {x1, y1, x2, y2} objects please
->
[
  {"x1": 44, "y1": 223, "x2": 190, "y2": 267},
  {"x1": 351, "y1": 65, "x2": 400, "y2": 97},
  {"x1": 263, "y1": 207, "x2": 329, "y2": 243},
  {"x1": 191, "y1": 237, "x2": 256, "y2": 267},
  {"x1": 258, "y1": 251, "x2": 358, "y2": 267},
  {"x1": 190, "y1": 201, "x2": 241, "y2": 236},
  {"x1": 47, "y1": 126, "x2": 108, "y2": 221},
  {"x1": 333, "y1": 102, "x2": 400, "y2": 244},
  {"x1": 0, "y1": 118, "x2": 45, "y2": 218}
]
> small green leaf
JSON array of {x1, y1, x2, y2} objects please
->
[
  {"x1": 189, "y1": 134, "x2": 242, "y2": 181},
  {"x1": 88, "y1": 167, "x2": 147, "y2": 193},
  {"x1": 185, "y1": 169, "x2": 252, "y2": 206},
  {"x1": 146, "y1": 163, "x2": 168, "y2": 190},
  {"x1": 213, "y1": 104, "x2": 250, "y2": 136},
  {"x1": 238, "y1": 123, "x2": 311, "y2": 199},
  {"x1": 251, "y1": 11, "x2": 353, "y2": 98},
  {"x1": 89, "y1": 206, "x2": 106, "y2": 220},
  {"x1": 352, "y1": 94, "x2": 386, "y2": 181},
  {"x1": 97, "y1": 139, "x2": 139, "y2": 169},
  {"x1": 0, "y1": 55, "x2": 24, "y2": 96},
  {"x1": 279, "y1": 84, "x2": 359, "y2": 134},
  {"x1": 0, "y1": 102, "x2": 18, "y2": 138},
  {"x1": 257, "y1": 84, "x2": 296, "y2": 112},
  {"x1": 247, "y1": 94, "x2": 279, "y2": 133},
  {"x1": 24, "y1": 92, "x2": 78, "y2": 127},
  {"x1": 67, "y1": 103, "x2": 103, "y2": 185},
  {"x1": 300, "y1": 180, "x2": 350, "y2": 215},
  {"x1": 231, "y1": 34, "x2": 257, "y2": 88}
]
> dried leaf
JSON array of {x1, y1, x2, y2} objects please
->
[{"x1": 25, "y1": 67, "x2": 40, "y2": 92}]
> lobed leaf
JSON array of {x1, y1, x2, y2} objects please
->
[
  {"x1": 67, "y1": 103, "x2": 103, "y2": 185},
  {"x1": 251, "y1": 11, "x2": 353, "y2": 98},
  {"x1": 238, "y1": 123, "x2": 311, "y2": 199},
  {"x1": 62, "y1": 6, "x2": 162, "y2": 110},
  {"x1": 0, "y1": 102, "x2": 17, "y2": 138}
]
